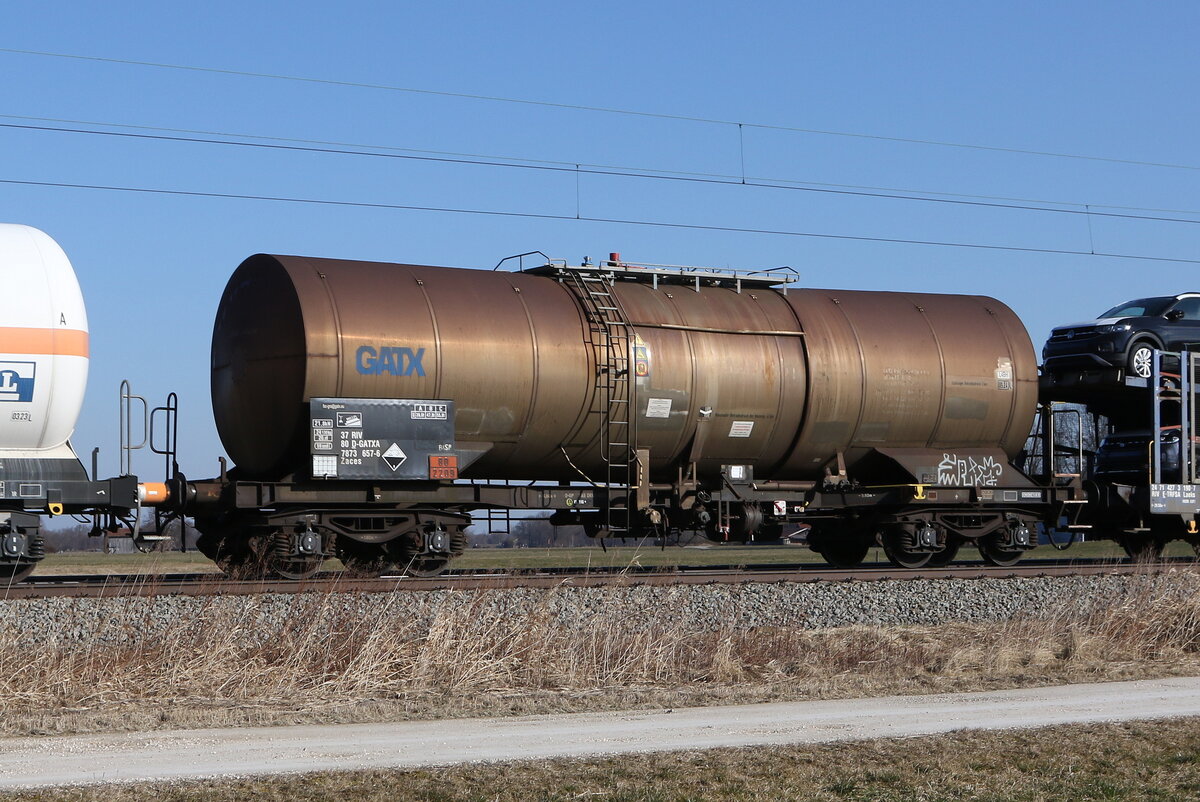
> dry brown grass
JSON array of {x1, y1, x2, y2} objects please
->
[{"x1": 6, "y1": 572, "x2": 1200, "y2": 736}]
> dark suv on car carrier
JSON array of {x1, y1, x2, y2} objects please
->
[{"x1": 1043, "y1": 293, "x2": 1200, "y2": 379}]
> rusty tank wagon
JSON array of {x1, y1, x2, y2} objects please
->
[{"x1": 186, "y1": 252, "x2": 1070, "y2": 578}]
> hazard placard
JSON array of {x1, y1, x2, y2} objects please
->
[{"x1": 308, "y1": 398, "x2": 455, "y2": 481}]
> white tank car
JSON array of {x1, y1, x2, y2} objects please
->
[{"x1": 0, "y1": 224, "x2": 88, "y2": 453}]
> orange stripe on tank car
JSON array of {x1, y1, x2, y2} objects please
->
[{"x1": 0, "y1": 327, "x2": 89, "y2": 357}]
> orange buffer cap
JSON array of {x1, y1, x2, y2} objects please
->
[{"x1": 137, "y1": 483, "x2": 171, "y2": 505}]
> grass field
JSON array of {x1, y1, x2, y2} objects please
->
[
  {"x1": 8, "y1": 718, "x2": 1200, "y2": 800},
  {"x1": 32, "y1": 538, "x2": 1195, "y2": 576}
]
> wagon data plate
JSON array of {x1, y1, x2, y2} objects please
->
[
  {"x1": 1151, "y1": 484, "x2": 1200, "y2": 514},
  {"x1": 309, "y1": 398, "x2": 455, "y2": 480}
]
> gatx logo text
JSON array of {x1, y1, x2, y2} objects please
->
[{"x1": 355, "y1": 346, "x2": 426, "y2": 377}]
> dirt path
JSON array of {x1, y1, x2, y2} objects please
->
[{"x1": 4, "y1": 677, "x2": 1200, "y2": 789}]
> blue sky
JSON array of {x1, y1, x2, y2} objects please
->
[{"x1": 3, "y1": 1, "x2": 1198, "y2": 481}]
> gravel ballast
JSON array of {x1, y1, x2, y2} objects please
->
[{"x1": 6, "y1": 572, "x2": 1190, "y2": 644}]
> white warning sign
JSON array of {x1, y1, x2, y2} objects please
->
[
  {"x1": 646, "y1": 398, "x2": 672, "y2": 418},
  {"x1": 728, "y1": 420, "x2": 755, "y2": 438},
  {"x1": 382, "y1": 442, "x2": 408, "y2": 471}
]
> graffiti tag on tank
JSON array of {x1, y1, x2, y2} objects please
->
[{"x1": 937, "y1": 452, "x2": 1003, "y2": 487}]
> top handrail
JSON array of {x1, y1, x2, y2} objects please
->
[
  {"x1": 493, "y1": 251, "x2": 561, "y2": 271},
  {"x1": 493, "y1": 251, "x2": 800, "y2": 287},
  {"x1": 594, "y1": 259, "x2": 799, "y2": 284}
]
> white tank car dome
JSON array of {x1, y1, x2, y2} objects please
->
[{"x1": 0, "y1": 225, "x2": 89, "y2": 450}]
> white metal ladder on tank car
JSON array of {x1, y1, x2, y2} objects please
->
[
  {"x1": 491, "y1": 251, "x2": 640, "y2": 536},
  {"x1": 560, "y1": 265, "x2": 637, "y2": 536},
  {"x1": 500, "y1": 253, "x2": 801, "y2": 537}
]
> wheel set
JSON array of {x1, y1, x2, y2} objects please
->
[{"x1": 807, "y1": 518, "x2": 1041, "y2": 569}]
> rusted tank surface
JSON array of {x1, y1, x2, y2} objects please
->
[
  {"x1": 775, "y1": 289, "x2": 1037, "y2": 475},
  {"x1": 212, "y1": 255, "x2": 1036, "y2": 481},
  {"x1": 211, "y1": 255, "x2": 592, "y2": 479}
]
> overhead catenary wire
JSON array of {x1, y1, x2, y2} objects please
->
[
  {"x1": 5, "y1": 176, "x2": 1200, "y2": 266},
  {"x1": 3, "y1": 47, "x2": 1197, "y2": 174},
  {"x1": 4, "y1": 120, "x2": 1200, "y2": 228},
  {"x1": 6, "y1": 112, "x2": 1198, "y2": 216}
]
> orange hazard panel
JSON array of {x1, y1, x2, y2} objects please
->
[
  {"x1": 0, "y1": 327, "x2": 89, "y2": 357},
  {"x1": 429, "y1": 454, "x2": 459, "y2": 480}
]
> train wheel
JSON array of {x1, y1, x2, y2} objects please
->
[
  {"x1": 215, "y1": 552, "x2": 262, "y2": 579},
  {"x1": 1118, "y1": 535, "x2": 1165, "y2": 562},
  {"x1": 407, "y1": 523, "x2": 469, "y2": 577},
  {"x1": 811, "y1": 535, "x2": 871, "y2": 568},
  {"x1": 881, "y1": 525, "x2": 933, "y2": 569},
  {"x1": 269, "y1": 556, "x2": 324, "y2": 580},
  {"x1": 337, "y1": 524, "x2": 466, "y2": 578},
  {"x1": 0, "y1": 562, "x2": 36, "y2": 584},
  {"x1": 977, "y1": 534, "x2": 1024, "y2": 567},
  {"x1": 194, "y1": 531, "x2": 222, "y2": 561},
  {"x1": 336, "y1": 544, "x2": 436, "y2": 577},
  {"x1": 206, "y1": 533, "x2": 319, "y2": 580},
  {"x1": 265, "y1": 529, "x2": 325, "y2": 580},
  {"x1": 194, "y1": 524, "x2": 263, "y2": 579},
  {"x1": 925, "y1": 536, "x2": 962, "y2": 568},
  {"x1": 336, "y1": 539, "x2": 388, "y2": 577},
  {"x1": 399, "y1": 557, "x2": 451, "y2": 578},
  {"x1": 1185, "y1": 536, "x2": 1200, "y2": 559},
  {"x1": 211, "y1": 532, "x2": 261, "y2": 579}
]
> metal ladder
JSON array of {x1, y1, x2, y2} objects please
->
[
  {"x1": 118, "y1": 381, "x2": 181, "y2": 550},
  {"x1": 562, "y1": 268, "x2": 637, "y2": 535}
]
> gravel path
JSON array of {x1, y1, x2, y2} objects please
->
[{"x1": 2, "y1": 678, "x2": 1199, "y2": 789}]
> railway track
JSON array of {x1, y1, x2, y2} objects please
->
[{"x1": 3, "y1": 558, "x2": 1195, "y2": 599}]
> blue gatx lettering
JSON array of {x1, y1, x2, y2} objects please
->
[{"x1": 356, "y1": 346, "x2": 426, "y2": 377}]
